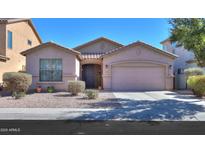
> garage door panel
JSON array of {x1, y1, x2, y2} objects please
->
[{"x1": 111, "y1": 66, "x2": 165, "y2": 91}]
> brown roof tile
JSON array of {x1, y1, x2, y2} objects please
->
[{"x1": 81, "y1": 53, "x2": 103, "y2": 59}]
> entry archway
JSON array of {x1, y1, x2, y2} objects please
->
[{"x1": 82, "y1": 64, "x2": 102, "y2": 89}]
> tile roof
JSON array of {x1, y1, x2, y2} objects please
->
[
  {"x1": 81, "y1": 53, "x2": 103, "y2": 59},
  {"x1": 0, "y1": 18, "x2": 29, "y2": 23},
  {"x1": 21, "y1": 42, "x2": 80, "y2": 57},
  {"x1": 101, "y1": 41, "x2": 178, "y2": 58}
]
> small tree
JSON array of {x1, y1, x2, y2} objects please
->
[
  {"x1": 3, "y1": 72, "x2": 32, "y2": 99},
  {"x1": 169, "y1": 18, "x2": 205, "y2": 67}
]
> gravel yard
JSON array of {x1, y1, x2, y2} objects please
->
[{"x1": 0, "y1": 91, "x2": 116, "y2": 108}]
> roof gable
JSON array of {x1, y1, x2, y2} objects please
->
[
  {"x1": 0, "y1": 18, "x2": 42, "y2": 43},
  {"x1": 74, "y1": 37, "x2": 123, "y2": 51},
  {"x1": 21, "y1": 42, "x2": 80, "y2": 57},
  {"x1": 160, "y1": 38, "x2": 171, "y2": 44},
  {"x1": 102, "y1": 41, "x2": 178, "y2": 59}
]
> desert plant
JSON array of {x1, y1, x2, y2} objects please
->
[
  {"x1": 13, "y1": 91, "x2": 26, "y2": 99},
  {"x1": 184, "y1": 67, "x2": 204, "y2": 78},
  {"x1": 85, "y1": 89, "x2": 99, "y2": 99},
  {"x1": 3, "y1": 72, "x2": 32, "y2": 99},
  {"x1": 187, "y1": 75, "x2": 205, "y2": 97},
  {"x1": 47, "y1": 86, "x2": 55, "y2": 93},
  {"x1": 68, "y1": 80, "x2": 85, "y2": 96}
]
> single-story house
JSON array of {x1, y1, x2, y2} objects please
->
[
  {"x1": 21, "y1": 37, "x2": 177, "y2": 91},
  {"x1": 21, "y1": 42, "x2": 81, "y2": 90}
]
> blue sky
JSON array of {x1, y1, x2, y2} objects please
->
[{"x1": 32, "y1": 18, "x2": 171, "y2": 49}]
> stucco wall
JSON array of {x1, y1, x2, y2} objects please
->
[
  {"x1": 102, "y1": 45, "x2": 175, "y2": 90},
  {"x1": 0, "y1": 21, "x2": 41, "y2": 82},
  {"x1": 25, "y1": 46, "x2": 79, "y2": 90},
  {"x1": 77, "y1": 40, "x2": 120, "y2": 54},
  {"x1": 75, "y1": 58, "x2": 80, "y2": 79},
  {"x1": 162, "y1": 40, "x2": 195, "y2": 89},
  {"x1": 0, "y1": 24, "x2": 6, "y2": 56},
  {"x1": 162, "y1": 41, "x2": 195, "y2": 72}
]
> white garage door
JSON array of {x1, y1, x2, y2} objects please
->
[{"x1": 111, "y1": 66, "x2": 165, "y2": 91}]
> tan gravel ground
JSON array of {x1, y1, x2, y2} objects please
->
[{"x1": 0, "y1": 91, "x2": 117, "y2": 108}]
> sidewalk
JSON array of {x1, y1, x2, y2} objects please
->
[
  {"x1": 0, "y1": 108, "x2": 109, "y2": 120},
  {"x1": 0, "y1": 108, "x2": 205, "y2": 121}
]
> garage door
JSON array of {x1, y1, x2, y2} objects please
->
[{"x1": 111, "y1": 66, "x2": 165, "y2": 91}]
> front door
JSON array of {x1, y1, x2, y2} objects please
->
[{"x1": 82, "y1": 64, "x2": 101, "y2": 89}]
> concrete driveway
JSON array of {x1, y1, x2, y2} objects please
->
[
  {"x1": 111, "y1": 91, "x2": 205, "y2": 121},
  {"x1": 1, "y1": 91, "x2": 205, "y2": 121},
  {"x1": 71, "y1": 91, "x2": 205, "y2": 121}
]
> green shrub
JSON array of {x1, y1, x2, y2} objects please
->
[
  {"x1": 68, "y1": 80, "x2": 85, "y2": 96},
  {"x1": 187, "y1": 76, "x2": 197, "y2": 89},
  {"x1": 187, "y1": 75, "x2": 205, "y2": 97},
  {"x1": 85, "y1": 89, "x2": 99, "y2": 99},
  {"x1": 47, "y1": 86, "x2": 55, "y2": 93},
  {"x1": 3, "y1": 72, "x2": 32, "y2": 99},
  {"x1": 184, "y1": 67, "x2": 204, "y2": 78}
]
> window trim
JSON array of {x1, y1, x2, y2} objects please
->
[
  {"x1": 39, "y1": 58, "x2": 63, "y2": 82},
  {"x1": 7, "y1": 31, "x2": 13, "y2": 49}
]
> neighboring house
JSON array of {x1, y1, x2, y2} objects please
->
[
  {"x1": 161, "y1": 38, "x2": 196, "y2": 89},
  {"x1": 0, "y1": 18, "x2": 42, "y2": 82},
  {"x1": 22, "y1": 37, "x2": 177, "y2": 91}
]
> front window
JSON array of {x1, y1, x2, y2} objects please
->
[
  {"x1": 7, "y1": 31, "x2": 12, "y2": 49},
  {"x1": 40, "y1": 59, "x2": 62, "y2": 82}
]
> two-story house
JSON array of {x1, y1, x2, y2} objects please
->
[
  {"x1": 161, "y1": 38, "x2": 197, "y2": 90},
  {"x1": 0, "y1": 18, "x2": 42, "y2": 82}
]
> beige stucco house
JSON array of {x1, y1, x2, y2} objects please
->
[
  {"x1": 21, "y1": 42, "x2": 80, "y2": 90},
  {"x1": 0, "y1": 18, "x2": 41, "y2": 82},
  {"x1": 22, "y1": 37, "x2": 177, "y2": 91}
]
